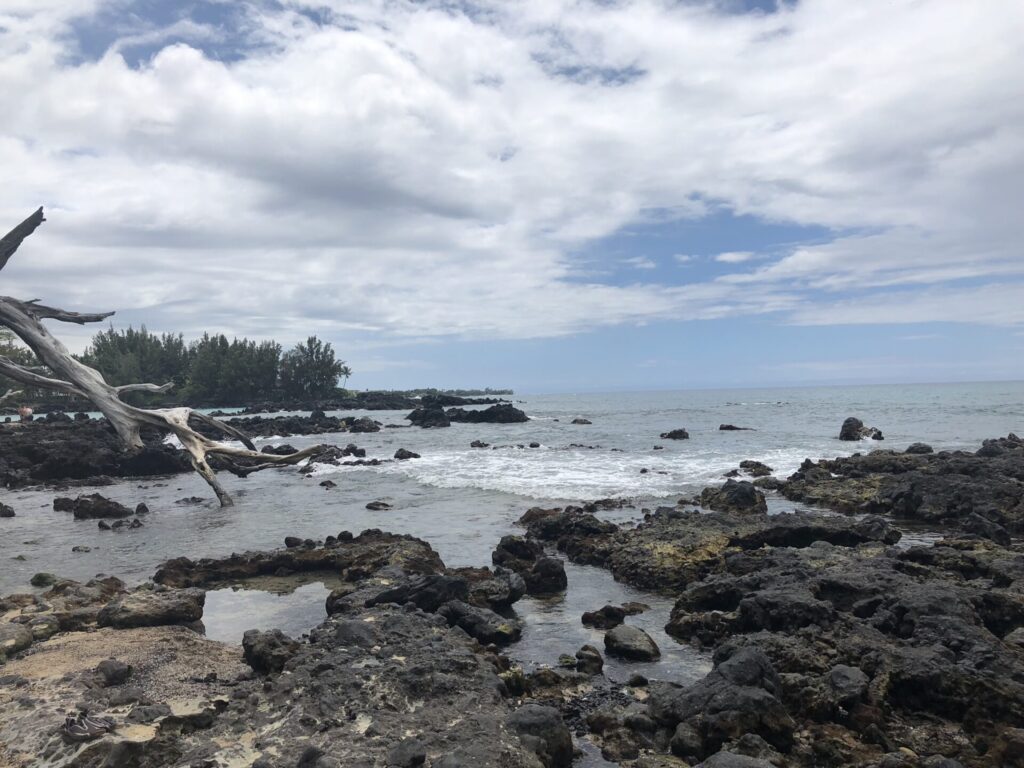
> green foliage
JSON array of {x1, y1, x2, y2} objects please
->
[
  {"x1": 278, "y1": 336, "x2": 345, "y2": 399},
  {"x1": 81, "y1": 326, "x2": 189, "y2": 403},
  {"x1": 72, "y1": 327, "x2": 345, "y2": 406}
]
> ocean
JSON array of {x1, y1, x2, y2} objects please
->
[{"x1": 2, "y1": 380, "x2": 1021, "y2": 681}]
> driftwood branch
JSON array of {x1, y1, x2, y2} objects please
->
[
  {"x1": 0, "y1": 207, "x2": 44, "y2": 272},
  {"x1": 115, "y1": 382, "x2": 175, "y2": 395},
  {"x1": 0, "y1": 208, "x2": 328, "y2": 506},
  {"x1": 0, "y1": 355, "x2": 87, "y2": 397},
  {"x1": 0, "y1": 388, "x2": 22, "y2": 404}
]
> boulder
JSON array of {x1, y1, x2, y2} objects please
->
[
  {"x1": 660, "y1": 429, "x2": 690, "y2": 440},
  {"x1": 905, "y1": 442, "x2": 934, "y2": 454},
  {"x1": 961, "y1": 512, "x2": 1011, "y2": 545},
  {"x1": 394, "y1": 448, "x2": 420, "y2": 460},
  {"x1": 406, "y1": 406, "x2": 451, "y2": 428},
  {"x1": 492, "y1": 535, "x2": 543, "y2": 571},
  {"x1": 507, "y1": 704, "x2": 573, "y2": 768},
  {"x1": 0, "y1": 502, "x2": 14, "y2": 518},
  {"x1": 365, "y1": 574, "x2": 469, "y2": 613},
  {"x1": 571, "y1": 418, "x2": 592, "y2": 425},
  {"x1": 738, "y1": 460, "x2": 772, "y2": 477},
  {"x1": 96, "y1": 658, "x2": 132, "y2": 686},
  {"x1": 0, "y1": 623, "x2": 33, "y2": 658},
  {"x1": 576, "y1": 644, "x2": 604, "y2": 675},
  {"x1": 347, "y1": 417, "x2": 381, "y2": 433},
  {"x1": 30, "y1": 572, "x2": 57, "y2": 587},
  {"x1": 97, "y1": 588, "x2": 205, "y2": 629},
  {"x1": 524, "y1": 557, "x2": 568, "y2": 595},
  {"x1": 604, "y1": 625, "x2": 660, "y2": 661},
  {"x1": 54, "y1": 493, "x2": 134, "y2": 520},
  {"x1": 446, "y1": 403, "x2": 529, "y2": 424},
  {"x1": 581, "y1": 604, "x2": 626, "y2": 629},
  {"x1": 649, "y1": 647, "x2": 794, "y2": 754},
  {"x1": 700, "y1": 480, "x2": 767, "y2": 514},
  {"x1": 366, "y1": 500, "x2": 393, "y2": 511},
  {"x1": 839, "y1": 416, "x2": 884, "y2": 441},
  {"x1": 719, "y1": 425, "x2": 753, "y2": 431},
  {"x1": 437, "y1": 600, "x2": 522, "y2": 646},
  {"x1": 242, "y1": 628, "x2": 300, "y2": 673}
]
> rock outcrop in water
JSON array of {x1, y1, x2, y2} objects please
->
[
  {"x1": 0, "y1": 419, "x2": 189, "y2": 489},
  {"x1": 839, "y1": 416, "x2": 884, "y2": 441},
  {"x1": 779, "y1": 433, "x2": 1024, "y2": 538},
  {"x1": 407, "y1": 403, "x2": 529, "y2": 427}
]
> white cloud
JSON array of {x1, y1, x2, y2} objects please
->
[
  {"x1": 0, "y1": 0, "x2": 1022, "y2": 358},
  {"x1": 713, "y1": 251, "x2": 755, "y2": 263},
  {"x1": 625, "y1": 256, "x2": 656, "y2": 269}
]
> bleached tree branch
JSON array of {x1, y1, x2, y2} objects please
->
[{"x1": 0, "y1": 208, "x2": 328, "y2": 506}]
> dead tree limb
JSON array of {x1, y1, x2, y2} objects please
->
[
  {"x1": 0, "y1": 388, "x2": 22, "y2": 404},
  {"x1": 0, "y1": 208, "x2": 328, "y2": 506}
]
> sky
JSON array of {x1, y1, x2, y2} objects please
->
[{"x1": 1, "y1": 0, "x2": 1023, "y2": 393}]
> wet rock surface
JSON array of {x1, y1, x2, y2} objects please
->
[
  {"x1": 0, "y1": 534, "x2": 564, "y2": 768},
  {"x1": 779, "y1": 432, "x2": 1024, "y2": 535},
  {"x1": 0, "y1": 419, "x2": 190, "y2": 488},
  {"x1": 514, "y1": 441, "x2": 1024, "y2": 767}
]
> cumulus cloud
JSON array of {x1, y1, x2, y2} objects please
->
[{"x1": 0, "y1": 0, "x2": 1022, "y2": 356}]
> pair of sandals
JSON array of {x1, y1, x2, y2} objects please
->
[{"x1": 61, "y1": 712, "x2": 116, "y2": 742}]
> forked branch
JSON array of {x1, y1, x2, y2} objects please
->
[{"x1": 0, "y1": 208, "x2": 328, "y2": 506}]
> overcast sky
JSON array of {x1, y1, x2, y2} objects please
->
[{"x1": 2, "y1": 0, "x2": 1023, "y2": 392}]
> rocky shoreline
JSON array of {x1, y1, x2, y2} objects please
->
[{"x1": 1, "y1": 431, "x2": 1022, "y2": 766}]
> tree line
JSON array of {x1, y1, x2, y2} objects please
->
[{"x1": 0, "y1": 326, "x2": 350, "y2": 406}]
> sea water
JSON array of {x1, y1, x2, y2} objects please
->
[{"x1": 1, "y1": 381, "x2": 1021, "y2": 674}]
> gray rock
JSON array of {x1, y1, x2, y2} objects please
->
[
  {"x1": 242, "y1": 628, "x2": 300, "y2": 674},
  {"x1": 697, "y1": 752, "x2": 776, "y2": 768},
  {"x1": 30, "y1": 572, "x2": 57, "y2": 587},
  {"x1": 604, "y1": 625, "x2": 660, "y2": 661},
  {"x1": 96, "y1": 658, "x2": 132, "y2": 686},
  {"x1": 828, "y1": 664, "x2": 868, "y2": 706},
  {"x1": 507, "y1": 704, "x2": 573, "y2": 768},
  {"x1": 700, "y1": 480, "x2": 767, "y2": 514},
  {"x1": 97, "y1": 588, "x2": 205, "y2": 629},
  {"x1": 581, "y1": 604, "x2": 625, "y2": 629},
  {"x1": 437, "y1": 600, "x2": 522, "y2": 646},
  {"x1": 905, "y1": 442, "x2": 933, "y2": 454},
  {"x1": 524, "y1": 557, "x2": 567, "y2": 595},
  {"x1": 386, "y1": 737, "x2": 426, "y2": 767},
  {"x1": 0, "y1": 503, "x2": 14, "y2": 518},
  {"x1": 575, "y1": 644, "x2": 604, "y2": 675},
  {"x1": 364, "y1": 574, "x2": 468, "y2": 613},
  {"x1": 0, "y1": 624, "x2": 33, "y2": 658}
]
